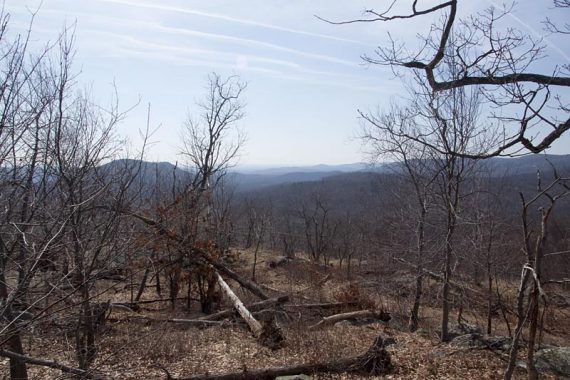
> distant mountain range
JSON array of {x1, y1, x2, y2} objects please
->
[
  {"x1": 234, "y1": 163, "x2": 371, "y2": 175},
  {"x1": 231, "y1": 154, "x2": 570, "y2": 191},
  {"x1": 101, "y1": 154, "x2": 570, "y2": 194}
]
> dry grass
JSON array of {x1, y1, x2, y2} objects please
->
[{"x1": 1, "y1": 248, "x2": 568, "y2": 379}]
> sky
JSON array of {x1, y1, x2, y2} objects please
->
[{"x1": 4, "y1": 0, "x2": 570, "y2": 166}]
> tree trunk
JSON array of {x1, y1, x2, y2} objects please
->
[
  {"x1": 526, "y1": 285, "x2": 540, "y2": 380},
  {"x1": 7, "y1": 333, "x2": 28, "y2": 380},
  {"x1": 208, "y1": 260, "x2": 269, "y2": 300},
  {"x1": 134, "y1": 264, "x2": 151, "y2": 302},
  {"x1": 409, "y1": 207, "x2": 426, "y2": 332},
  {"x1": 309, "y1": 309, "x2": 391, "y2": 330},
  {"x1": 1, "y1": 254, "x2": 29, "y2": 380},
  {"x1": 504, "y1": 268, "x2": 531, "y2": 380},
  {"x1": 441, "y1": 205, "x2": 456, "y2": 343},
  {"x1": 441, "y1": 261, "x2": 451, "y2": 342},
  {"x1": 215, "y1": 271, "x2": 263, "y2": 337},
  {"x1": 487, "y1": 268, "x2": 493, "y2": 335}
]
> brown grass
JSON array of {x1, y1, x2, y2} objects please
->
[{"x1": 2, "y1": 248, "x2": 568, "y2": 379}]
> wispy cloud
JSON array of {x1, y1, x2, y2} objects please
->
[
  {"x1": 98, "y1": 31, "x2": 289, "y2": 75},
  {"x1": 34, "y1": 4, "x2": 362, "y2": 68},
  {"x1": 95, "y1": 0, "x2": 369, "y2": 46},
  {"x1": 484, "y1": 0, "x2": 570, "y2": 62},
  {"x1": 147, "y1": 22, "x2": 360, "y2": 67},
  {"x1": 99, "y1": 31, "x2": 387, "y2": 93}
]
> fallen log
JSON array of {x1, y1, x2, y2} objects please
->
[
  {"x1": 215, "y1": 271, "x2": 263, "y2": 336},
  {"x1": 167, "y1": 335, "x2": 392, "y2": 380},
  {"x1": 285, "y1": 301, "x2": 358, "y2": 309},
  {"x1": 215, "y1": 271, "x2": 284, "y2": 348},
  {"x1": 108, "y1": 315, "x2": 225, "y2": 327},
  {"x1": 113, "y1": 296, "x2": 196, "y2": 309},
  {"x1": 200, "y1": 296, "x2": 289, "y2": 321},
  {"x1": 126, "y1": 211, "x2": 270, "y2": 300},
  {"x1": 308, "y1": 309, "x2": 391, "y2": 330},
  {"x1": 208, "y1": 260, "x2": 270, "y2": 300},
  {"x1": 0, "y1": 349, "x2": 108, "y2": 379},
  {"x1": 259, "y1": 274, "x2": 331, "y2": 297}
]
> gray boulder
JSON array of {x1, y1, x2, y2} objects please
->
[
  {"x1": 535, "y1": 347, "x2": 570, "y2": 377},
  {"x1": 450, "y1": 333, "x2": 484, "y2": 348},
  {"x1": 448, "y1": 323, "x2": 482, "y2": 340}
]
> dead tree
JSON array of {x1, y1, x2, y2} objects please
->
[
  {"x1": 215, "y1": 271, "x2": 284, "y2": 348},
  {"x1": 308, "y1": 309, "x2": 391, "y2": 330},
  {"x1": 361, "y1": 104, "x2": 439, "y2": 332},
  {"x1": 298, "y1": 191, "x2": 336, "y2": 264},
  {"x1": 361, "y1": 63, "x2": 483, "y2": 341},
  {"x1": 504, "y1": 172, "x2": 570, "y2": 380}
]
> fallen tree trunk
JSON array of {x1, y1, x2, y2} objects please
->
[
  {"x1": 125, "y1": 211, "x2": 270, "y2": 301},
  {"x1": 113, "y1": 297, "x2": 197, "y2": 311},
  {"x1": 168, "y1": 335, "x2": 392, "y2": 380},
  {"x1": 208, "y1": 260, "x2": 269, "y2": 300},
  {"x1": 0, "y1": 349, "x2": 107, "y2": 379},
  {"x1": 215, "y1": 271, "x2": 285, "y2": 348},
  {"x1": 285, "y1": 301, "x2": 358, "y2": 309},
  {"x1": 215, "y1": 271, "x2": 263, "y2": 337},
  {"x1": 201, "y1": 296, "x2": 289, "y2": 321},
  {"x1": 309, "y1": 309, "x2": 391, "y2": 330},
  {"x1": 108, "y1": 315, "x2": 225, "y2": 327}
]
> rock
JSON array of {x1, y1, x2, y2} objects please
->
[
  {"x1": 450, "y1": 333, "x2": 483, "y2": 348},
  {"x1": 276, "y1": 375, "x2": 312, "y2": 380},
  {"x1": 449, "y1": 333, "x2": 512, "y2": 351},
  {"x1": 482, "y1": 336, "x2": 512, "y2": 351},
  {"x1": 268, "y1": 256, "x2": 289, "y2": 268},
  {"x1": 448, "y1": 323, "x2": 482, "y2": 339},
  {"x1": 535, "y1": 347, "x2": 570, "y2": 377}
]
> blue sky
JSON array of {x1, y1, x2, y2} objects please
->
[{"x1": 5, "y1": 0, "x2": 570, "y2": 166}]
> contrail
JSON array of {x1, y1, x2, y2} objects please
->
[
  {"x1": 485, "y1": 0, "x2": 570, "y2": 63},
  {"x1": 96, "y1": 0, "x2": 369, "y2": 46}
]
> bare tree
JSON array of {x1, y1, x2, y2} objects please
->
[
  {"x1": 126, "y1": 73, "x2": 248, "y2": 314},
  {"x1": 0, "y1": 11, "x2": 76, "y2": 379},
  {"x1": 362, "y1": 59, "x2": 485, "y2": 340},
  {"x1": 324, "y1": 1, "x2": 569, "y2": 157},
  {"x1": 0, "y1": 10, "x2": 144, "y2": 377},
  {"x1": 504, "y1": 171, "x2": 570, "y2": 380},
  {"x1": 181, "y1": 73, "x2": 246, "y2": 194},
  {"x1": 298, "y1": 191, "x2": 337, "y2": 264},
  {"x1": 250, "y1": 206, "x2": 269, "y2": 282},
  {"x1": 361, "y1": 105, "x2": 440, "y2": 332}
]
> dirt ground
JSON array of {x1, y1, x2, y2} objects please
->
[{"x1": 2, "y1": 249, "x2": 569, "y2": 379}]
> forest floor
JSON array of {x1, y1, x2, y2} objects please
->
[{"x1": 2, "y1": 248, "x2": 569, "y2": 379}]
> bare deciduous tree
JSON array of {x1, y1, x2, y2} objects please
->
[
  {"x1": 325, "y1": 0, "x2": 570, "y2": 157},
  {"x1": 181, "y1": 73, "x2": 246, "y2": 194},
  {"x1": 504, "y1": 171, "x2": 570, "y2": 380}
]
